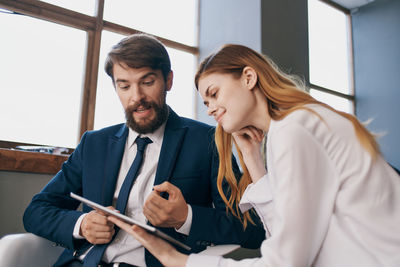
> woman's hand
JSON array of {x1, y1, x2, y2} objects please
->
[
  {"x1": 232, "y1": 126, "x2": 263, "y2": 155},
  {"x1": 108, "y1": 216, "x2": 188, "y2": 267},
  {"x1": 232, "y1": 126, "x2": 266, "y2": 183}
]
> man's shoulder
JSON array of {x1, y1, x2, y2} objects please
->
[
  {"x1": 179, "y1": 116, "x2": 214, "y2": 131},
  {"x1": 84, "y1": 123, "x2": 126, "y2": 139},
  {"x1": 168, "y1": 107, "x2": 214, "y2": 133}
]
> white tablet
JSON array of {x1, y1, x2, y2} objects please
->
[{"x1": 70, "y1": 192, "x2": 191, "y2": 251}]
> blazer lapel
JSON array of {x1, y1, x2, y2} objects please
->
[
  {"x1": 154, "y1": 108, "x2": 187, "y2": 186},
  {"x1": 102, "y1": 124, "x2": 128, "y2": 206}
]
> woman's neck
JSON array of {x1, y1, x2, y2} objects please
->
[{"x1": 251, "y1": 88, "x2": 271, "y2": 132}]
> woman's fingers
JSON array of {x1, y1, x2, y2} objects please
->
[
  {"x1": 232, "y1": 126, "x2": 264, "y2": 153},
  {"x1": 250, "y1": 126, "x2": 264, "y2": 141},
  {"x1": 131, "y1": 225, "x2": 157, "y2": 245},
  {"x1": 108, "y1": 217, "x2": 176, "y2": 261},
  {"x1": 107, "y1": 216, "x2": 133, "y2": 234},
  {"x1": 233, "y1": 126, "x2": 264, "y2": 142},
  {"x1": 108, "y1": 216, "x2": 189, "y2": 267},
  {"x1": 107, "y1": 216, "x2": 165, "y2": 247},
  {"x1": 242, "y1": 126, "x2": 264, "y2": 141}
]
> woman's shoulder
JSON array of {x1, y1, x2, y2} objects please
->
[
  {"x1": 269, "y1": 104, "x2": 354, "y2": 142},
  {"x1": 271, "y1": 104, "x2": 323, "y2": 127}
]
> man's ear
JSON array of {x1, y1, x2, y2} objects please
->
[
  {"x1": 166, "y1": 71, "x2": 173, "y2": 91},
  {"x1": 242, "y1": 66, "x2": 257, "y2": 90}
]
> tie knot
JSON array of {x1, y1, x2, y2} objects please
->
[{"x1": 136, "y1": 137, "x2": 152, "y2": 152}]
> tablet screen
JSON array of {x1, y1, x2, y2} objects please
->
[{"x1": 70, "y1": 192, "x2": 191, "y2": 251}]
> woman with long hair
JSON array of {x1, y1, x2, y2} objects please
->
[{"x1": 109, "y1": 44, "x2": 400, "y2": 267}]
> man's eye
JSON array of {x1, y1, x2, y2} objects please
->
[
  {"x1": 143, "y1": 80, "x2": 155, "y2": 86},
  {"x1": 119, "y1": 85, "x2": 129, "y2": 90}
]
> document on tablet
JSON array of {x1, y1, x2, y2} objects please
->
[{"x1": 70, "y1": 192, "x2": 191, "y2": 251}]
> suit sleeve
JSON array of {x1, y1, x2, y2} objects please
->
[
  {"x1": 186, "y1": 130, "x2": 266, "y2": 251},
  {"x1": 23, "y1": 133, "x2": 88, "y2": 250}
]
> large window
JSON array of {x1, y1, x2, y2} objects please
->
[
  {"x1": 308, "y1": 0, "x2": 354, "y2": 113},
  {"x1": 0, "y1": 12, "x2": 86, "y2": 148},
  {"x1": 0, "y1": 0, "x2": 198, "y2": 150}
]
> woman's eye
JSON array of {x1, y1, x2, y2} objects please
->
[{"x1": 211, "y1": 91, "x2": 217, "y2": 98}]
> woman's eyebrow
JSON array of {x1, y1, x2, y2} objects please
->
[{"x1": 204, "y1": 85, "x2": 212, "y2": 97}]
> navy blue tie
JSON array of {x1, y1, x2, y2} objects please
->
[
  {"x1": 116, "y1": 136, "x2": 152, "y2": 213},
  {"x1": 83, "y1": 136, "x2": 152, "y2": 267}
]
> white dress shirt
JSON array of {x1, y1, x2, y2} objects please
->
[
  {"x1": 187, "y1": 104, "x2": 400, "y2": 267},
  {"x1": 73, "y1": 123, "x2": 193, "y2": 266}
]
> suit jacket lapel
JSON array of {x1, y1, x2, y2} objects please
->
[
  {"x1": 102, "y1": 124, "x2": 128, "y2": 206},
  {"x1": 154, "y1": 108, "x2": 187, "y2": 186}
]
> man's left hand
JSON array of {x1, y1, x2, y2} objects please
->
[{"x1": 143, "y1": 181, "x2": 188, "y2": 229}]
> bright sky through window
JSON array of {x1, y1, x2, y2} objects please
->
[
  {"x1": 308, "y1": 0, "x2": 353, "y2": 113},
  {"x1": 0, "y1": 1, "x2": 198, "y2": 147}
]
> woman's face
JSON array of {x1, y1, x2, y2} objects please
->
[{"x1": 198, "y1": 71, "x2": 257, "y2": 133}]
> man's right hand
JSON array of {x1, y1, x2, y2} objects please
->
[{"x1": 80, "y1": 208, "x2": 115, "y2": 244}]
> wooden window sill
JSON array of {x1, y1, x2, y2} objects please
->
[{"x1": 0, "y1": 148, "x2": 69, "y2": 175}]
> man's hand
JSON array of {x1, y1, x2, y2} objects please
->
[
  {"x1": 143, "y1": 182, "x2": 188, "y2": 229},
  {"x1": 80, "y1": 208, "x2": 115, "y2": 244}
]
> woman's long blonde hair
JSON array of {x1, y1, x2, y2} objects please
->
[{"x1": 195, "y1": 44, "x2": 380, "y2": 228}]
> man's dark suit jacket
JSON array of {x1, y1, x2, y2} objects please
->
[{"x1": 23, "y1": 108, "x2": 265, "y2": 267}]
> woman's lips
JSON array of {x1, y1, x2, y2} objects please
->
[{"x1": 215, "y1": 111, "x2": 225, "y2": 123}]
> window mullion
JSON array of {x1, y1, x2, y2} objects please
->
[
  {"x1": 0, "y1": 0, "x2": 96, "y2": 30},
  {"x1": 79, "y1": 0, "x2": 104, "y2": 138},
  {"x1": 102, "y1": 20, "x2": 199, "y2": 55},
  {"x1": 310, "y1": 83, "x2": 355, "y2": 100}
]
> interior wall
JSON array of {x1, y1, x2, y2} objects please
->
[
  {"x1": 261, "y1": 0, "x2": 309, "y2": 83},
  {"x1": 0, "y1": 171, "x2": 53, "y2": 237},
  {"x1": 352, "y1": 0, "x2": 400, "y2": 169}
]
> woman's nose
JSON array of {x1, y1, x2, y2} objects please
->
[{"x1": 207, "y1": 105, "x2": 216, "y2": 116}]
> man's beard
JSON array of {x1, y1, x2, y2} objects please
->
[{"x1": 125, "y1": 94, "x2": 169, "y2": 134}]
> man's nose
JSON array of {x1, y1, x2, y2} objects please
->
[{"x1": 129, "y1": 86, "x2": 144, "y2": 103}]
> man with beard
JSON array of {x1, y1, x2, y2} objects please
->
[{"x1": 23, "y1": 34, "x2": 265, "y2": 267}]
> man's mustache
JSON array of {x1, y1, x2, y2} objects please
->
[{"x1": 126, "y1": 100, "x2": 153, "y2": 113}]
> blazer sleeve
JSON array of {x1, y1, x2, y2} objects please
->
[
  {"x1": 23, "y1": 133, "x2": 88, "y2": 250},
  {"x1": 186, "y1": 131, "x2": 266, "y2": 251}
]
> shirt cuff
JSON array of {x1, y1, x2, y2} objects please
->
[
  {"x1": 73, "y1": 213, "x2": 87, "y2": 239},
  {"x1": 175, "y1": 204, "x2": 192, "y2": 235},
  {"x1": 186, "y1": 253, "x2": 221, "y2": 267},
  {"x1": 239, "y1": 174, "x2": 274, "y2": 237},
  {"x1": 239, "y1": 174, "x2": 272, "y2": 213}
]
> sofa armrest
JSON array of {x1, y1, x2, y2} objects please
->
[{"x1": 0, "y1": 233, "x2": 63, "y2": 267}]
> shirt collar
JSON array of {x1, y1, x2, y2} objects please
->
[{"x1": 127, "y1": 122, "x2": 167, "y2": 149}]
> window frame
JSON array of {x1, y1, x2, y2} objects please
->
[
  {"x1": 0, "y1": 0, "x2": 199, "y2": 173},
  {"x1": 308, "y1": 0, "x2": 356, "y2": 113}
]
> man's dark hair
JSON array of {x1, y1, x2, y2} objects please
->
[{"x1": 105, "y1": 33, "x2": 171, "y2": 83}]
